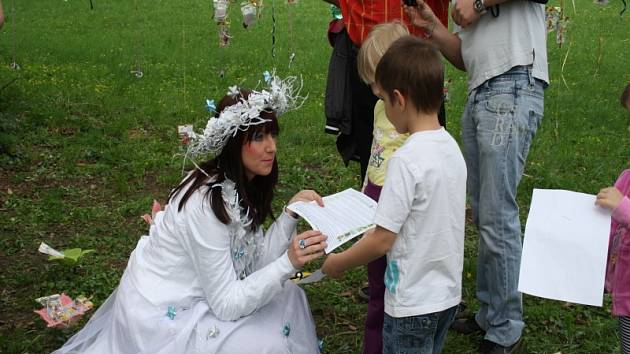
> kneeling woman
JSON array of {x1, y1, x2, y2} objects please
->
[{"x1": 54, "y1": 75, "x2": 327, "y2": 354}]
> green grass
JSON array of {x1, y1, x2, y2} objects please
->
[{"x1": 0, "y1": 0, "x2": 628, "y2": 353}]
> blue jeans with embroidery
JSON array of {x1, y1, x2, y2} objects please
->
[
  {"x1": 461, "y1": 66, "x2": 544, "y2": 347},
  {"x1": 382, "y1": 305, "x2": 458, "y2": 354}
]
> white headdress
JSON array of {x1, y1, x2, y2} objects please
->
[{"x1": 185, "y1": 71, "x2": 305, "y2": 160}]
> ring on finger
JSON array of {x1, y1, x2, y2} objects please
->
[{"x1": 299, "y1": 239, "x2": 306, "y2": 249}]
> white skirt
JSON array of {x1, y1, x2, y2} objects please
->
[{"x1": 53, "y1": 271, "x2": 319, "y2": 354}]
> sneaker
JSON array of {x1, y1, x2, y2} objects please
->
[
  {"x1": 478, "y1": 338, "x2": 523, "y2": 354},
  {"x1": 455, "y1": 302, "x2": 468, "y2": 319},
  {"x1": 357, "y1": 286, "x2": 370, "y2": 302},
  {"x1": 450, "y1": 316, "x2": 484, "y2": 335}
]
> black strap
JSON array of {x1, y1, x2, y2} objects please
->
[{"x1": 491, "y1": 5, "x2": 499, "y2": 17}]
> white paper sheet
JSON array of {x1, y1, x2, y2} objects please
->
[
  {"x1": 287, "y1": 188, "x2": 377, "y2": 253},
  {"x1": 518, "y1": 189, "x2": 611, "y2": 306}
]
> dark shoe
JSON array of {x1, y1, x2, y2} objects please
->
[
  {"x1": 455, "y1": 301, "x2": 468, "y2": 319},
  {"x1": 450, "y1": 316, "x2": 484, "y2": 335},
  {"x1": 357, "y1": 286, "x2": 370, "y2": 302},
  {"x1": 478, "y1": 338, "x2": 523, "y2": 354}
]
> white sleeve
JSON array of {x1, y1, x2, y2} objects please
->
[
  {"x1": 255, "y1": 211, "x2": 298, "y2": 269},
  {"x1": 148, "y1": 210, "x2": 166, "y2": 237},
  {"x1": 179, "y1": 205, "x2": 296, "y2": 321},
  {"x1": 373, "y1": 155, "x2": 417, "y2": 234}
]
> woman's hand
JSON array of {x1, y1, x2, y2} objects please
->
[
  {"x1": 287, "y1": 230, "x2": 328, "y2": 269},
  {"x1": 596, "y1": 187, "x2": 623, "y2": 210},
  {"x1": 141, "y1": 200, "x2": 162, "y2": 225},
  {"x1": 285, "y1": 190, "x2": 324, "y2": 218}
]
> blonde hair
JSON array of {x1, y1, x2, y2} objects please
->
[{"x1": 358, "y1": 22, "x2": 410, "y2": 84}]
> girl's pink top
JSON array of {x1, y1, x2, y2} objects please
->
[{"x1": 605, "y1": 169, "x2": 630, "y2": 316}]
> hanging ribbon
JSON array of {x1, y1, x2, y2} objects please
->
[{"x1": 271, "y1": 0, "x2": 276, "y2": 59}]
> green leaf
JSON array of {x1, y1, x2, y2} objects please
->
[{"x1": 48, "y1": 248, "x2": 95, "y2": 265}]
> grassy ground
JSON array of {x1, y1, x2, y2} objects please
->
[{"x1": 0, "y1": 0, "x2": 628, "y2": 353}]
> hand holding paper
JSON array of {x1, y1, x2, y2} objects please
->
[{"x1": 287, "y1": 189, "x2": 377, "y2": 253}]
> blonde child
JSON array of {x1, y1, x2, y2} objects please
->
[
  {"x1": 323, "y1": 36, "x2": 466, "y2": 354},
  {"x1": 355, "y1": 21, "x2": 410, "y2": 354}
]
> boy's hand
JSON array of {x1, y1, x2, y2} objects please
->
[
  {"x1": 322, "y1": 253, "x2": 345, "y2": 279},
  {"x1": 595, "y1": 187, "x2": 623, "y2": 210}
]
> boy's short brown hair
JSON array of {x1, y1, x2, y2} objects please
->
[
  {"x1": 357, "y1": 22, "x2": 409, "y2": 84},
  {"x1": 621, "y1": 84, "x2": 630, "y2": 110},
  {"x1": 375, "y1": 36, "x2": 443, "y2": 115}
]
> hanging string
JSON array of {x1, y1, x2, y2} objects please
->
[
  {"x1": 130, "y1": 0, "x2": 144, "y2": 78},
  {"x1": 594, "y1": 35, "x2": 603, "y2": 77},
  {"x1": 89, "y1": 0, "x2": 94, "y2": 10},
  {"x1": 287, "y1": 1, "x2": 295, "y2": 68},
  {"x1": 621, "y1": 0, "x2": 627, "y2": 17},
  {"x1": 182, "y1": 19, "x2": 188, "y2": 114},
  {"x1": 214, "y1": 0, "x2": 231, "y2": 78},
  {"x1": 10, "y1": 0, "x2": 19, "y2": 70},
  {"x1": 271, "y1": 0, "x2": 276, "y2": 59}
]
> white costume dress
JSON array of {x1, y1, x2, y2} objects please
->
[{"x1": 53, "y1": 178, "x2": 319, "y2": 354}]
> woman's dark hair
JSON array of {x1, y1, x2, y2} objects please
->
[{"x1": 168, "y1": 90, "x2": 280, "y2": 230}]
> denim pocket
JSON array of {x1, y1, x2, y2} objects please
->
[
  {"x1": 394, "y1": 315, "x2": 438, "y2": 352},
  {"x1": 477, "y1": 91, "x2": 516, "y2": 149}
]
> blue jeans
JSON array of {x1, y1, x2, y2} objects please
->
[
  {"x1": 382, "y1": 305, "x2": 458, "y2": 354},
  {"x1": 461, "y1": 66, "x2": 544, "y2": 347}
]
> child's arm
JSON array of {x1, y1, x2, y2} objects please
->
[
  {"x1": 596, "y1": 187, "x2": 630, "y2": 227},
  {"x1": 322, "y1": 226, "x2": 396, "y2": 278},
  {"x1": 613, "y1": 196, "x2": 630, "y2": 227}
]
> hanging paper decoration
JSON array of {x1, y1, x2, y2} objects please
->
[
  {"x1": 34, "y1": 293, "x2": 94, "y2": 328},
  {"x1": 178, "y1": 125, "x2": 194, "y2": 146},
  {"x1": 545, "y1": 6, "x2": 561, "y2": 33},
  {"x1": 241, "y1": 1, "x2": 259, "y2": 28},
  {"x1": 556, "y1": 15, "x2": 569, "y2": 44},
  {"x1": 219, "y1": 26, "x2": 232, "y2": 47},
  {"x1": 214, "y1": 0, "x2": 228, "y2": 21},
  {"x1": 443, "y1": 79, "x2": 452, "y2": 102},
  {"x1": 545, "y1": 6, "x2": 570, "y2": 45},
  {"x1": 214, "y1": 0, "x2": 232, "y2": 47}
]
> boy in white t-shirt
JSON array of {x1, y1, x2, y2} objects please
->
[{"x1": 322, "y1": 36, "x2": 467, "y2": 354}]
